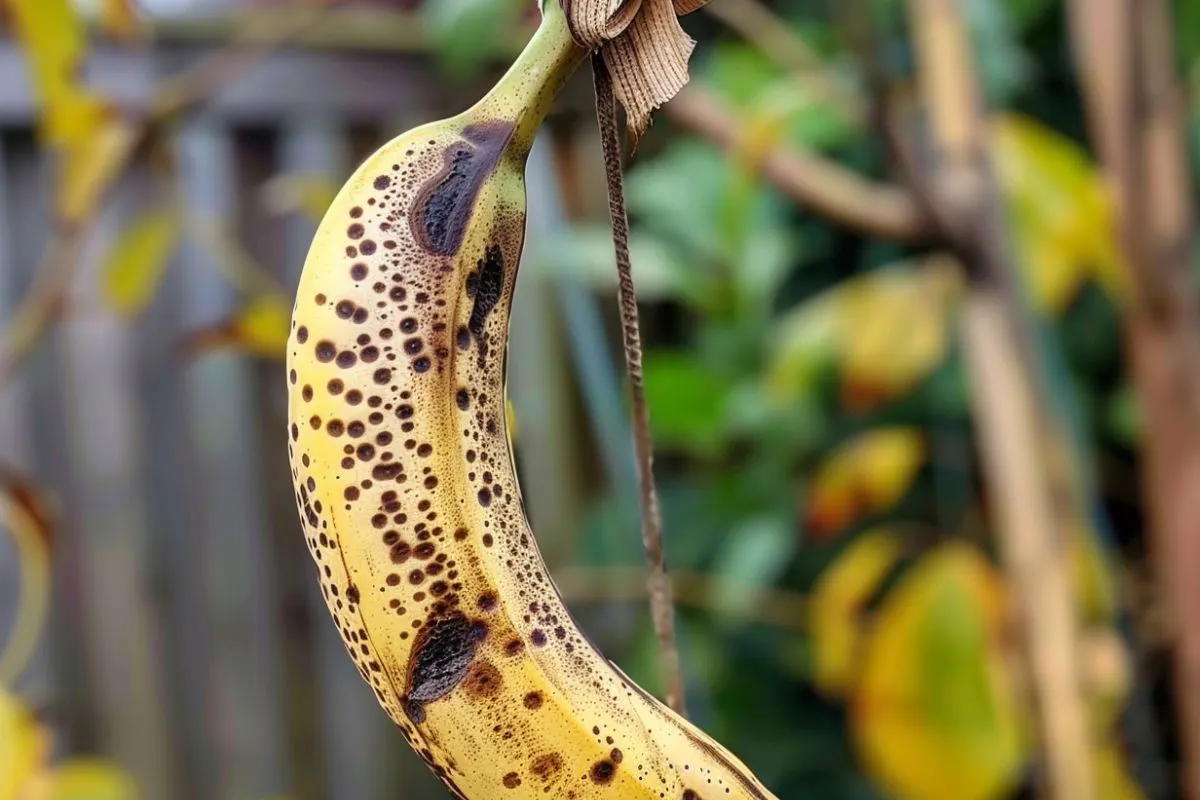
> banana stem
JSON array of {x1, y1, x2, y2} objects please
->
[{"x1": 469, "y1": 1, "x2": 588, "y2": 155}]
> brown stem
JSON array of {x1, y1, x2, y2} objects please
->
[
  {"x1": 960, "y1": 293, "x2": 1096, "y2": 800},
  {"x1": 592, "y1": 54, "x2": 688, "y2": 718},
  {"x1": 1066, "y1": 1, "x2": 1200, "y2": 794},
  {"x1": 664, "y1": 86, "x2": 929, "y2": 242},
  {"x1": 906, "y1": 1, "x2": 1096, "y2": 797}
]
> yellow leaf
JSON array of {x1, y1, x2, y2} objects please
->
[
  {"x1": 47, "y1": 759, "x2": 139, "y2": 800},
  {"x1": 764, "y1": 257, "x2": 964, "y2": 410},
  {"x1": 837, "y1": 257, "x2": 964, "y2": 409},
  {"x1": 57, "y1": 118, "x2": 138, "y2": 226},
  {"x1": 1094, "y1": 740, "x2": 1144, "y2": 800},
  {"x1": 992, "y1": 114, "x2": 1129, "y2": 314},
  {"x1": 98, "y1": 0, "x2": 142, "y2": 43},
  {"x1": 261, "y1": 174, "x2": 339, "y2": 224},
  {"x1": 853, "y1": 542, "x2": 1028, "y2": 800},
  {"x1": 1070, "y1": 519, "x2": 1119, "y2": 626},
  {"x1": 7, "y1": 0, "x2": 108, "y2": 151},
  {"x1": 805, "y1": 428, "x2": 925, "y2": 538},
  {"x1": 762, "y1": 296, "x2": 840, "y2": 402},
  {"x1": 231, "y1": 294, "x2": 293, "y2": 358},
  {"x1": 101, "y1": 209, "x2": 181, "y2": 316},
  {"x1": 810, "y1": 528, "x2": 904, "y2": 696},
  {"x1": 0, "y1": 688, "x2": 52, "y2": 800},
  {"x1": 731, "y1": 84, "x2": 811, "y2": 172}
]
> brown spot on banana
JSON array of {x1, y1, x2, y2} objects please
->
[
  {"x1": 285, "y1": 3, "x2": 781, "y2": 798},
  {"x1": 412, "y1": 122, "x2": 516, "y2": 257}
]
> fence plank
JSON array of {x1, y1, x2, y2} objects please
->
[
  {"x1": 0, "y1": 133, "x2": 33, "y2": 694},
  {"x1": 0, "y1": 133, "x2": 32, "y2": 470},
  {"x1": 174, "y1": 116, "x2": 291, "y2": 800},
  {"x1": 52, "y1": 162, "x2": 179, "y2": 799},
  {"x1": 232, "y1": 124, "x2": 328, "y2": 800},
  {"x1": 131, "y1": 157, "x2": 219, "y2": 800},
  {"x1": 0, "y1": 129, "x2": 97, "y2": 757}
]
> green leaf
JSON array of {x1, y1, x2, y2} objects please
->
[
  {"x1": 642, "y1": 350, "x2": 731, "y2": 456},
  {"x1": 101, "y1": 209, "x2": 181, "y2": 316},
  {"x1": 916, "y1": 573, "x2": 997, "y2": 733},
  {"x1": 711, "y1": 515, "x2": 797, "y2": 625},
  {"x1": 964, "y1": 0, "x2": 1034, "y2": 106},
  {"x1": 699, "y1": 41, "x2": 783, "y2": 110},
  {"x1": 736, "y1": 225, "x2": 799, "y2": 308},
  {"x1": 534, "y1": 225, "x2": 700, "y2": 303},
  {"x1": 854, "y1": 543, "x2": 1028, "y2": 800},
  {"x1": 625, "y1": 142, "x2": 731, "y2": 266},
  {"x1": 422, "y1": 0, "x2": 525, "y2": 77},
  {"x1": 700, "y1": 41, "x2": 855, "y2": 151},
  {"x1": 1106, "y1": 385, "x2": 1141, "y2": 448}
]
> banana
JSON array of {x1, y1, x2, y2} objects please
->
[{"x1": 286, "y1": 4, "x2": 780, "y2": 798}]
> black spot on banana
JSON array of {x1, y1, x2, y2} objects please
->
[{"x1": 286, "y1": 3, "x2": 780, "y2": 797}]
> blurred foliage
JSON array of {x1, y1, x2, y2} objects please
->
[
  {"x1": 101, "y1": 209, "x2": 181, "y2": 316},
  {"x1": 0, "y1": 472, "x2": 141, "y2": 800},
  {"x1": 547, "y1": 3, "x2": 1160, "y2": 798},
  {"x1": 2, "y1": 0, "x2": 1196, "y2": 798}
]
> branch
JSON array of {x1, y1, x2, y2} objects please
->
[
  {"x1": 906, "y1": 2, "x2": 1095, "y2": 798},
  {"x1": 85, "y1": 6, "x2": 528, "y2": 59},
  {"x1": 1066, "y1": 1, "x2": 1200, "y2": 793},
  {"x1": 701, "y1": 0, "x2": 865, "y2": 124},
  {"x1": 594, "y1": 57, "x2": 688, "y2": 718},
  {"x1": 664, "y1": 86, "x2": 929, "y2": 242},
  {"x1": 959, "y1": 292, "x2": 1096, "y2": 800},
  {"x1": 0, "y1": 3, "x2": 333, "y2": 388}
]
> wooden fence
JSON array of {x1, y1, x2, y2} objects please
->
[{"x1": 0, "y1": 26, "x2": 629, "y2": 800}]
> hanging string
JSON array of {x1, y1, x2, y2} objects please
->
[{"x1": 591, "y1": 53, "x2": 688, "y2": 718}]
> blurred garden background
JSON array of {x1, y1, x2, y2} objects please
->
[{"x1": 2, "y1": 0, "x2": 1199, "y2": 799}]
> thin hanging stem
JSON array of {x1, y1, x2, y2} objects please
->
[{"x1": 591, "y1": 54, "x2": 688, "y2": 719}]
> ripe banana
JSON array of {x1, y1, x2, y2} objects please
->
[{"x1": 286, "y1": 3, "x2": 779, "y2": 798}]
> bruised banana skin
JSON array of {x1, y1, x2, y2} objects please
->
[{"x1": 286, "y1": 5, "x2": 779, "y2": 799}]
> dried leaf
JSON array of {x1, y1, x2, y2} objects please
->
[
  {"x1": 810, "y1": 528, "x2": 904, "y2": 696},
  {"x1": 101, "y1": 208, "x2": 181, "y2": 316},
  {"x1": 805, "y1": 428, "x2": 926, "y2": 539},
  {"x1": 853, "y1": 542, "x2": 1028, "y2": 800},
  {"x1": 564, "y1": 0, "x2": 708, "y2": 143}
]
